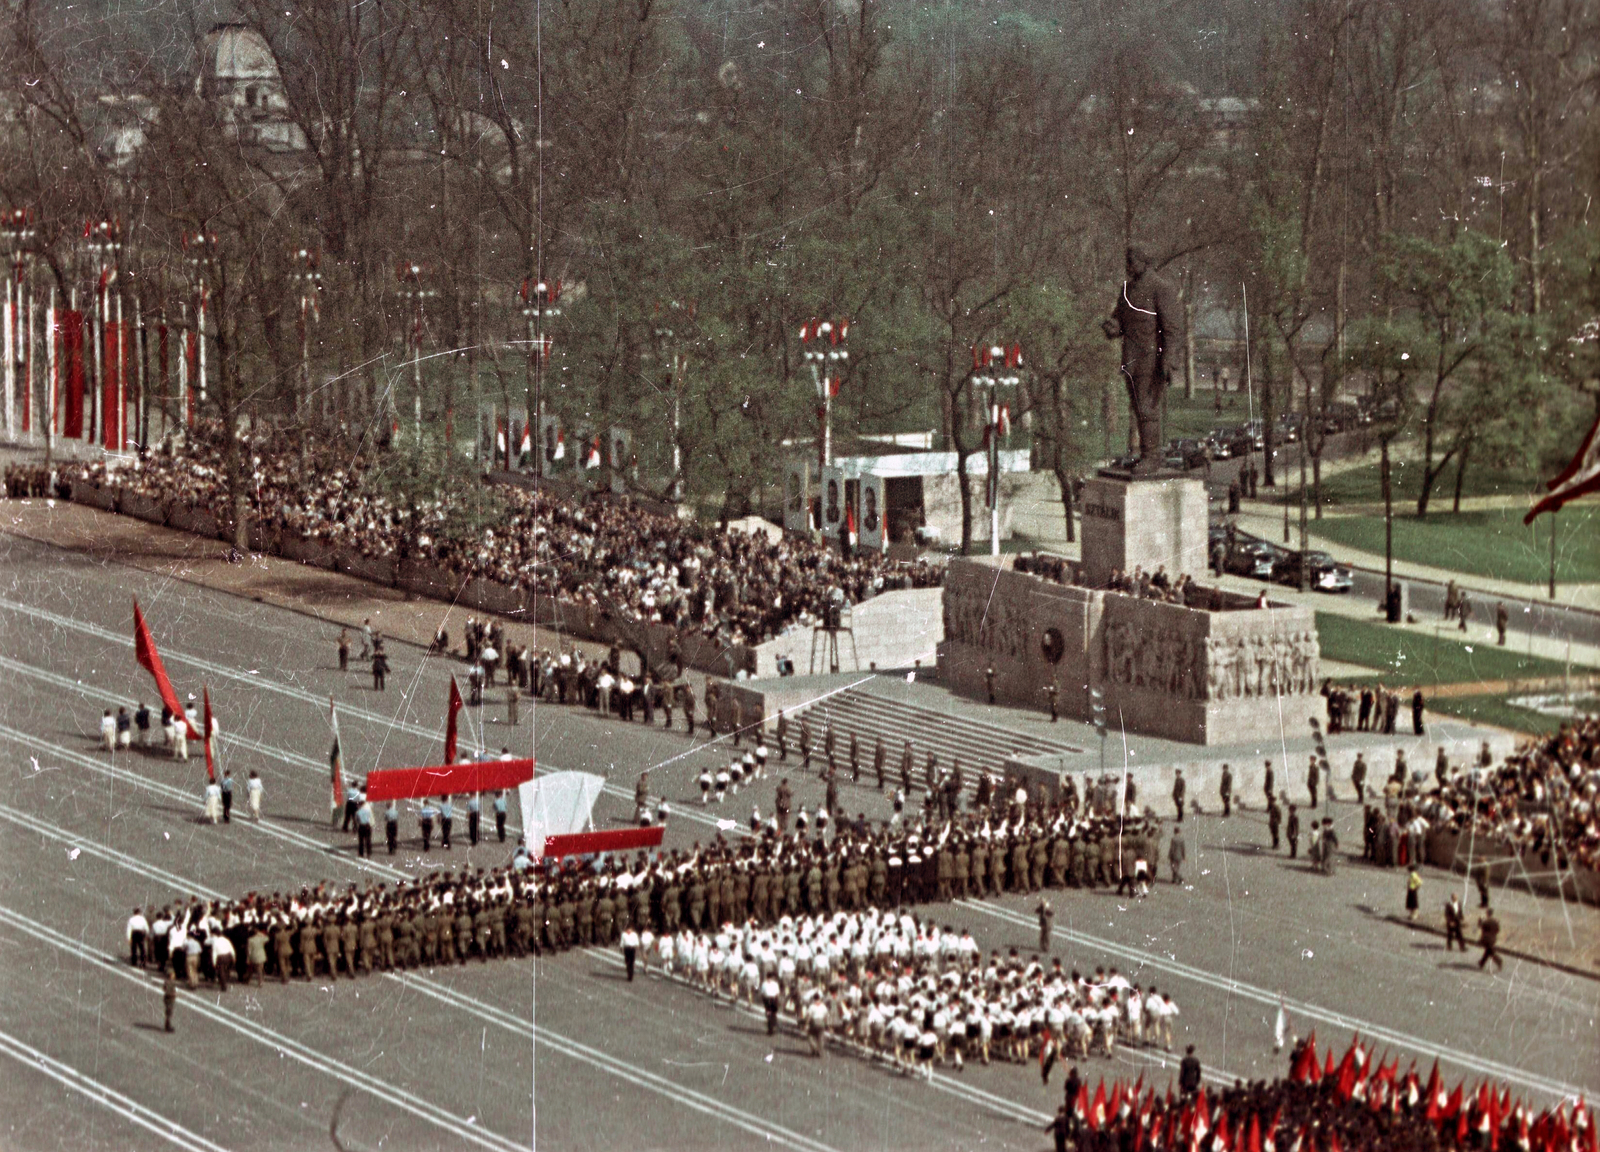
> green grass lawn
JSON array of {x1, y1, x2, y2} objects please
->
[
  {"x1": 1272, "y1": 456, "x2": 1542, "y2": 507},
  {"x1": 1316, "y1": 612, "x2": 1594, "y2": 683},
  {"x1": 1423, "y1": 693, "x2": 1576, "y2": 738},
  {"x1": 1306, "y1": 505, "x2": 1599, "y2": 585}
]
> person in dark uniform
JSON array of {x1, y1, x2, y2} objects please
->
[
  {"x1": 439, "y1": 795, "x2": 454, "y2": 849},
  {"x1": 1411, "y1": 689, "x2": 1426, "y2": 736},
  {"x1": 1267, "y1": 796, "x2": 1282, "y2": 850},
  {"x1": 1444, "y1": 893, "x2": 1468, "y2": 952},
  {"x1": 1042, "y1": 681, "x2": 1059, "y2": 722},
  {"x1": 220, "y1": 770, "x2": 234, "y2": 822},
  {"x1": 1495, "y1": 601, "x2": 1509, "y2": 646},
  {"x1": 1178, "y1": 1045, "x2": 1202, "y2": 1101},
  {"x1": 984, "y1": 665, "x2": 996, "y2": 705},
  {"x1": 1172, "y1": 769, "x2": 1186, "y2": 821},
  {"x1": 385, "y1": 801, "x2": 399, "y2": 854},
  {"x1": 1219, "y1": 764, "x2": 1232, "y2": 818},
  {"x1": 848, "y1": 731, "x2": 860, "y2": 783},
  {"x1": 775, "y1": 709, "x2": 788, "y2": 760},
  {"x1": 1286, "y1": 804, "x2": 1301, "y2": 860},
  {"x1": 873, "y1": 736, "x2": 886, "y2": 790},
  {"x1": 1477, "y1": 908, "x2": 1504, "y2": 972},
  {"x1": 162, "y1": 965, "x2": 178, "y2": 1032},
  {"x1": 371, "y1": 644, "x2": 390, "y2": 691},
  {"x1": 338, "y1": 628, "x2": 350, "y2": 672}
]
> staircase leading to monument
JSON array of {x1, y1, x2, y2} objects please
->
[{"x1": 788, "y1": 688, "x2": 1081, "y2": 783}]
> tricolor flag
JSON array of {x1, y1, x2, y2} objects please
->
[
  {"x1": 519, "y1": 422, "x2": 532, "y2": 457},
  {"x1": 496, "y1": 417, "x2": 507, "y2": 456},
  {"x1": 201, "y1": 686, "x2": 216, "y2": 783},
  {"x1": 585, "y1": 436, "x2": 601, "y2": 469},
  {"x1": 1525, "y1": 411, "x2": 1600, "y2": 523},
  {"x1": 327, "y1": 695, "x2": 345, "y2": 819},
  {"x1": 553, "y1": 430, "x2": 566, "y2": 460},
  {"x1": 445, "y1": 676, "x2": 464, "y2": 765}
]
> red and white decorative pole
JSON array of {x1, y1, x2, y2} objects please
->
[
  {"x1": 972, "y1": 341, "x2": 1023, "y2": 557},
  {"x1": 800, "y1": 317, "x2": 850, "y2": 471}
]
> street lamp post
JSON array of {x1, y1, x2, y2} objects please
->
[
  {"x1": 652, "y1": 299, "x2": 692, "y2": 502},
  {"x1": 973, "y1": 342, "x2": 1022, "y2": 558},
  {"x1": 183, "y1": 230, "x2": 218, "y2": 430},
  {"x1": 396, "y1": 262, "x2": 437, "y2": 443},
  {"x1": 800, "y1": 317, "x2": 850, "y2": 471},
  {"x1": 87, "y1": 219, "x2": 124, "y2": 450},
  {"x1": 292, "y1": 249, "x2": 321, "y2": 436},
  {"x1": 520, "y1": 278, "x2": 561, "y2": 476},
  {"x1": 2, "y1": 209, "x2": 36, "y2": 443}
]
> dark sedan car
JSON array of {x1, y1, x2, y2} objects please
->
[
  {"x1": 1272, "y1": 548, "x2": 1354, "y2": 593},
  {"x1": 1225, "y1": 539, "x2": 1280, "y2": 580}
]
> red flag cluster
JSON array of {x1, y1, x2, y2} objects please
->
[{"x1": 1057, "y1": 1041, "x2": 1592, "y2": 1152}]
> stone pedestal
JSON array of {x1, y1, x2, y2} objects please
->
[{"x1": 1080, "y1": 473, "x2": 1208, "y2": 587}]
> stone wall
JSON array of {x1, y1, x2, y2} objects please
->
[
  {"x1": 746, "y1": 587, "x2": 944, "y2": 677},
  {"x1": 938, "y1": 556, "x2": 1321, "y2": 745},
  {"x1": 1080, "y1": 474, "x2": 1209, "y2": 588}
]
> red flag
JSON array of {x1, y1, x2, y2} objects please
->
[
  {"x1": 1214, "y1": 1106, "x2": 1231, "y2": 1151},
  {"x1": 1248, "y1": 1112, "x2": 1263, "y2": 1152},
  {"x1": 1075, "y1": 1081, "x2": 1089, "y2": 1123},
  {"x1": 1090, "y1": 1080, "x2": 1106, "y2": 1131},
  {"x1": 846, "y1": 502, "x2": 857, "y2": 537},
  {"x1": 1525, "y1": 410, "x2": 1600, "y2": 523},
  {"x1": 1328, "y1": 1130, "x2": 1342, "y2": 1152},
  {"x1": 1424, "y1": 1061, "x2": 1444, "y2": 1121},
  {"x1": 445, "y1": 676, "x2": 464, "y2": 765},
  {"x1": 133, "y1": 599, "x2": 202, "y2": 740},
  {"x1": 542, "y1": 825, "x2": 663, "y2": 858},
  {"x1": 201, "y1": 686, "x2": 216, "y2": 783},
  {"x1": 1324, "y1": 1049, "x2": 1335, "y2": 1081}
]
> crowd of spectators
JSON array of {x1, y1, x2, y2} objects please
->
[
  {"x1": 1415, "y1": 717, "x2": 1600, "y2": 876},
  {"x1": 18, "y1": 428, "x2": 942, "y2": 648},
  {"x1": 1015, "y1": 553, "x2": 1230, "y2": 611}
]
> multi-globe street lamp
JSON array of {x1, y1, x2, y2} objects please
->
[
  {"x1": 520, "y1": 277, "x2": 561, "y2": 475},
  {"x1": 800, "y1": 317, "x2": 850, "y2": 471},
  {"x1": 972, "y1": 341, "x2": 1023, "y2": 558}
]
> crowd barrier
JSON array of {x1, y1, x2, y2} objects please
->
[{"x1": 1426, "y1": 826, "x2": 1600, "y2": 906}]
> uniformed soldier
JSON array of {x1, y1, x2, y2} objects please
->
[{"x1": 162, "y1": 965, "x2": 178, "y2": 1032}]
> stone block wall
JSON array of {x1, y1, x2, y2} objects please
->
[
  {"x1": 939, "y1": 556, "x2": 1321, "y2": 745},
  {"x1": 1080, "y1": 474, "x2": 1209, "y2": 588}
]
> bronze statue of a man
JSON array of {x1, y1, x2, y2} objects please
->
[{"x1": 1102, "y1": 246, "x2": 1184, "y2": 472}]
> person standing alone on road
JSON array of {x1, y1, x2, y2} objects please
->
[
  {"x1": 338, "y1": 628, "x2": 351, "y2": 672},
  {"x1": 372, "y1": 643, "x2": 390, "y2": 691},
  {"x1": 162, "y1": 965, "x2": 178, "y2": 1032},
  {"x1": 1478, "y1": 908, "x2": 1504, "y2": 972},
  {"x1": 1444, "y1": 892, "x2": 1468, "y2": 951},
  {"x1": 1219, "y1": 764, "x2": 1232, "y2": 818},
  {"x1": 1168, "y1": 825, "x2": 1186, "y2": 885},
  {"x1": 1036, "y1": 897, "x2": 1054, "y2": 953},
  {"x1": 1172, "y1": 769, "x2": 1186, "y2": 822},
  {"x1": 246, "y1": 770, "x2": 263, "y2": 819},
  {"x1": 1405, "y1": 867, "x2": 1422, "y2": 920}
]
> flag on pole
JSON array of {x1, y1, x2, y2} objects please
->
[
  {"x1": 1274, "y1": 997, "x2": 1289, "y2": 1052},
  {"x1": 201, "y1": 686, "x2": 216, "y2": 783},
  {"x1": 553, "y1": 430, "x2": 565, "y2": 460},
  {"x1": 445, "y1": 676, "x2": 464, "y2": 765},
  {"x1": 1524, "y1": 411, "x2": 1600, "y2": 523},
  {"x1": 585, "y1": 436, "x2": 601, "y2": 469},
  {"x1": 327, "y1": 695, "x2": 345, "y2": 817},
  {"x1": 133, "y1": 598, "x2": 202, "y2": 739},
  {"x1": 519, "y1": 422, "x2": 532, "y2": 458}
]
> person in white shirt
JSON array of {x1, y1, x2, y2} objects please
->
[
  {"x1": 203, "y1": 780, "x2": 223, "y2": 823},
  {"x1": 210, "y1": 931, "x2": 236, "y2": 992},
  {"x1": 126, "y1": 908, "x2": 149, "y2": 966},
  {"x1": 100, "y1": 710, "x2": 116, "y2": 752},
  {"x1": 246, "y1": 771, "x2": 264, "y2": 819}
]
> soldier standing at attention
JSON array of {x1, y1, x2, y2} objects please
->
[
  {"x1": 494, "y1": 791, "x2": 508, "y2": 842},
  {"x1": 873, "y1": 735, "x2": 886, "y2": 790},
  {"x1": 1262, "y1": 759, "x2": 1275, "y2": 807},
  {"x1": 1172, "y1": 769, "x2": 1186, "y2": 822},
  {"x1": 1043, "y1": 681, "x2": 1059, "y2": 722},
  {"x1": 1167, "y1": 825, "x2": 1186, "y2": 885},
  {"x1": 1444, "y1": 892, "x2": 1468, "y2": 952},
  {"x1": 1306, "y1": 756, "x2": 1320, "y2": 808},
  {"x1": 439, "y1": 795, "x2": 454, "y2": 849},
  {"x1": 1267, "y1": 796, "x2": 1282, "y2": 850},
  {"x1": 985, "y1": 665, "x2": 997, "y2": 705},
  {"x1": 849, "y1": 731, "x2": 860, "y2": 783},
  {"x1": 1036, "y1": 897, "x2": 1053, "y2": 953},
  {"x1": 162, "y1": 965, "x2": 178, "y2": 1032},
  {"x1": 1219, "y1": 764, "x2": 1232, "y2": 818},
  {"x1": 1477, "y1": 908, "x2": 1503, "y2": 972},
  {"x1": 418, "y1": 799, "x2": 437, "y2": 852},
  {"x1": 385, "y1": 800, "x2": 400, "y2": 854},
  {"x1": 775, "y1": 709, "x2": 788, "y2": 760},
  {"x1": 338, "y1": 628, "x2": 351, "y2": 672},
  {"x1": 372, "y1": 643, "x2": 390, "y2": 691},
  {"x1": 1286, "y1": 804, "x2": 1301, "y2": 860}
]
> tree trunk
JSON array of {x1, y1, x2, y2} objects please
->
[
  {"x1": 1452, "y1": 440, "x2": 1470, "y2": 513},
  {"x1": 954, "y1": 442, "x2": 973, "y2": 555}
]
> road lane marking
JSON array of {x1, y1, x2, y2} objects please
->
[{"x1": 0, "y1": 1027, "x2": 233, "y2": 1152}]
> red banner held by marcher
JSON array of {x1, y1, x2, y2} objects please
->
[
  {"x1": 444, "y1": 676, "x2": 464, "y2": 765},
  {"x1": 133, "y1": 599, "x2": 202, "y2": 739},
  {"x1": 541, "y1": 825, "x2": 664, "y2": 859},
  {"x1": 364, "y1": 758, "x2": 534, "y2": 802},
  {"x1": 201, "y1": 686, "x2": 216, "y2": 783}
]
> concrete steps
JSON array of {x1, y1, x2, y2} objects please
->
[{"x1": 790, "y1": 688, "x2": 1080, "y2": 782}]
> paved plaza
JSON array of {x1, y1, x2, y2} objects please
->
[{"x1": 0, "y1": 514, "x2": 1594, "y2": 1151}]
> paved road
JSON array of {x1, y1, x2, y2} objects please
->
[{"x1": 0, "y1": 530, "x2": 1594, "y2": 1152}]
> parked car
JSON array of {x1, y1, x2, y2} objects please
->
[
  {"x1": 1272, "y1": 548, "x2": 1354, "y2": 593},
  {"x1": 1225, "y1": 538, "x2": 1280, "y2": 580},
  {"x1": 1322, "y1": 400, "x2": 1362, "y2": 434},
  {"x1": 1204, "y1": 430, "x2": 1234, "y2": 460},
  {"x1": 1274, "y1": 413, "x2": 1303, "y2": 443}
]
